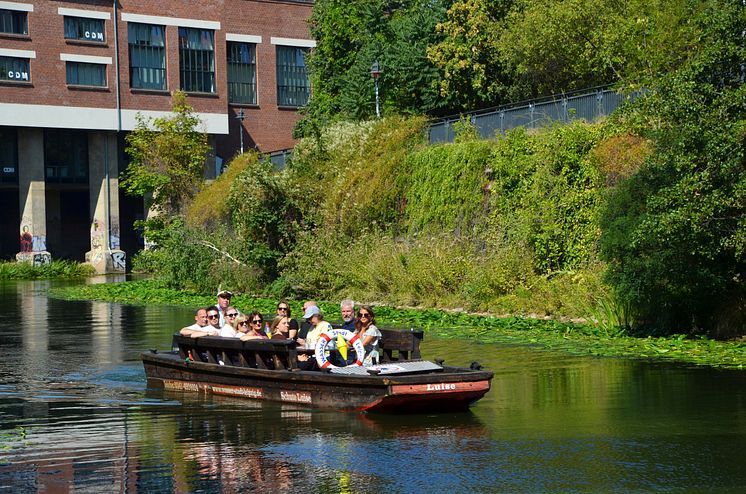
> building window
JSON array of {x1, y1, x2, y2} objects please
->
[
  {"x1": 44, "y1": 130, "x2": 88, "y2": 184},
  {"x1": 128, "y1": 23, "x2": 166, "y2": 90},
  {"x1": 276, "y1": 46, "x2": 310, "y2": 107},
  {"x1": 64, "y1": 16, "x2": 105, "y2": 42},
  {"x1": 66, "y1": 62, "x2": 106, "y2": 87},
  {"x1": 0, "y1": 127, "x2": 19, "y2": 184},
  {"x1": 0, "y1": 56, "x2": 30, "y2": 82},
  {"x1": 179, "y1": 27, "x2": 215, "y2": 93},
  {"x1": 0, "y1": 9, "x2": 28, "y2": 35},
  {"x1": 227, "y1": 41, "x2": 256, "y2": 104}
]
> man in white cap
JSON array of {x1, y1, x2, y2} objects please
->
[{"x1": 216, "y1": 289, "x2": 233, "y2": 326}]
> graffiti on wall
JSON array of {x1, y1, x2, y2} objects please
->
[
  {"x1": 91, "y1": 218, "x2": 104, "y2": 251},
  {"x1": 111, "y1": 251, "x2": 126, "y2": 271},
  {"x1": 19, "y1": 225, "x2": 47, "y2": 252}
]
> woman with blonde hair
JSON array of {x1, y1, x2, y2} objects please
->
[{"x1": 269, "y1": 315, "x2": 291, "y2": 339}]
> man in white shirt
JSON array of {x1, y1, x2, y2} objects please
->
[
  {"x1": 179, "y1": 308, "x2": 208, "y2": 336},
  {"x1": 216, "y1": 290, "x2": 233, "y2": 326},
  {"x1": 184, "y1": 306, "x2": 222, "y2": 338}
]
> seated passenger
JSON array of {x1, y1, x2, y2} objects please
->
[
  {"x1": 234, "y1": 314, "x2": 251, "y2": 337},
  {"x1": 179, "y1": 308, "x2": 208, "y2": 336},
  {"x1": 186, "y1": 306, "x2": 222, "y2": 338},
  {"x1": 302, "y1": 307, "x2": 333, "y2": 349},
  {"x1": 355, "y1": 305, "x2": 382, "y2": 366},
  {"x1": 240, "y1": 312, "x2": 269, "y2": 341},
  {"x1": 275, "y1": 301, "x2": 299, "y2": 339},
  {"x1": 219, "y1": 306, "x2": 240, "y2": 337},
  {"x1": 269, "y1": 315, "x2": 291, "y2": 340}
]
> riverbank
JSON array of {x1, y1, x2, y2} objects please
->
[
  {"x1": 49, "y1": 279, "x2": 745, "y2": 370},
  {"x1": 0, "y1": 261, "x2": 95, "y2": 280}
]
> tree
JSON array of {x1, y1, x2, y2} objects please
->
[
  {"x1": 599, "y1": 0, "x2": 746, "y2": 336},
  {"x1": 121, "y1": 91, "x2": 211, "y2": 214},
  {"x1": 297, "y1": 0, "x2": 452, "y2": 136},
  {"x1": 427, "y1": 0, "x2": 515, "y2": 110}
]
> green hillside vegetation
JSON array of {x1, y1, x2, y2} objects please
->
[{"x1": 125, "y1": 0, "x2": 744, "y2": 340}]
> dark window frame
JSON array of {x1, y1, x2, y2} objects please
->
[
  {"x1": 178, "y1": 27, "x2": 216, "y2": 94},
  {"x1": 0, "y1": 8, "x2": 28, "y2": 35},
  {"x1": 128, "y1": 22, "x2": 166, "y2": 91},
  {"x1": 0, "y1": 127, "x2": 19, "y2": 184},
  {"x1": 64, "y1": 16, "x2": 105, "y2": 43},
  {"x1": 276, "y1": 45, "x2": 310, "y2": 107},
  {"x1": 227, "y1": 41, "x2": 256, "y2": 104},
  {"x1": 66, "y1": 61, "x2": 107, "y2": 87},
  {"x1": 0, "y1": 56, "x2": 30, "y2": 82},
  {"x1": 44, "y1": 129, "x2": 89, "y2": 184}
]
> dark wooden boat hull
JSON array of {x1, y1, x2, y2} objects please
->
[{"x1": 142, "y1": 351, "x2": 493, "y2": 413}]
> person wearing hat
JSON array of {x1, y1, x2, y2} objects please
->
[
  {"x1": 297, "y1": 305, "x2": 332, "y2": 349},
  {"x1": 216, "y1": 289, "x2": 233, "y2": 327}
]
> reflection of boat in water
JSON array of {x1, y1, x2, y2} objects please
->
[{"x1": 142, "y1": 329, "x2": 493, "y2": 413}]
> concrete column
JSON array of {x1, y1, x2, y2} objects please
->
[
  {"x1": 16, "y1": 128, "x2": 51, "y2": 265},
  {"x1": 85, "y1": 131, "x2": 126, "y2": 273}
]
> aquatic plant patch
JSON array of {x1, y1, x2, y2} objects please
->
[{"x1": 51, "y1": 280, "x2": 746, "y2": 370}]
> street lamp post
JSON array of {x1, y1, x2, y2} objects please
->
[
  {"x1": 236, "y1": 109, "x2": 245, "y2": 154},
  {"x1": 370, "y1": 60, "x2": 381, "y2": 118}
]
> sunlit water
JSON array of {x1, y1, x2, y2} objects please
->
[{"x1": 1, "y1": 279, "x2": 745, "y2": 493}]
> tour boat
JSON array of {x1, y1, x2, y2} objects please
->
[{"x1": 141, "y1": 328, "x2": 493, "y2": 413}]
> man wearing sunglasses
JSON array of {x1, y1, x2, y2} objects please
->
[{"x1": 183, "y1": 306, "x2": 222, "y2": 338}]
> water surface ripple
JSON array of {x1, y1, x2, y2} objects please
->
[{"x1": 0, "y1": 279, "x2": 745, "y2": 493}]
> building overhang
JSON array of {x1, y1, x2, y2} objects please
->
[{"x1": 0, "y1": 103, "x2": 229, "y2": 134}]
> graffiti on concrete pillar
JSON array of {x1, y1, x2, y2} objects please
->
[
  {"x1": 111, "y1": 251, "x2": 126, "y2": 272},
  {"x1": 91, "y1": 218, "x2": 104, "y2": 251},
  {"x1": 20, "y1": 225, "x2": 32, "y2": 252},
  {"x1": 33, "y1": 252, "x2": 51, "y2": 266},
  {"x1": 110, "y1": 224, "x2": 120, "y2": 250},
  {"x1": 19, "y1": 225, "x2": 46, "y2": 252},
  {"x1": 33, "y1": 235, "x2": 46, "y2": 252}
]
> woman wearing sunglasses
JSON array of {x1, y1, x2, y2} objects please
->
[
  {"x1": 354, "y1": 305, "x2": 382, "y2": 366},
  {"x1": 240, "y1": 311, "x2": 269, "y2": 341},
  {"x1": 218, "y1": 306, "x2": 241, "y2": 337}
]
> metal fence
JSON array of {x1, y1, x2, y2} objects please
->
[
  {"x1": 429, "y1": 87, "x2": 638, "y2": 144},
  {"x1": 261, "y1": 86, "x2": 639, "y2": 167}
]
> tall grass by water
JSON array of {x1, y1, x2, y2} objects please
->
[{"x1": 0, "y1": 260, "x2": 95, "y2": 280}]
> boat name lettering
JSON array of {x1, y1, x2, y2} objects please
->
[
  {"x1": 280, "y1": 391, "x2": 312, "y2": 404},
  {"x1": 426, "y1": 383, "x2": 457, "y2": 391}
]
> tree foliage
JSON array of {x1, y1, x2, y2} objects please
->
[
  {"x1": 121, "y1": 91, "x2": 211, "y2": 214},
  {"x1": 297, "y1": 0, "x2": 452, "y2": 136},
  {"x1": 427, "y1": 0, "x2": 515, "y2": 109},
  {"x1": 599, "y1": 0, "x2": 746, "y2": 336}
]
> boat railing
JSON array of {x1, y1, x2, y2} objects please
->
[
  {"x1": 173, "y1": 335, "x2": 300, "y2": 370},
  {"x1": 172, "y1": 327, "x2": 425, "y2": 370}
]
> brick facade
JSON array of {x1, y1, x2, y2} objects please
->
[
  {"x1": 0, "y1": 0, "x2": 314, "y2": 154},
  {"x1": 0, "y1": 0, "x2": 314, "y2": 264}
]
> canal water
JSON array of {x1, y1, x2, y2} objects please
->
[{"x1": 1, "y1": 279, "x2": 745, "y2": 493}]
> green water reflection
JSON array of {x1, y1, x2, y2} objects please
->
[{"x1": 1, "y1": 279, "x2": 745, "y2": 492}]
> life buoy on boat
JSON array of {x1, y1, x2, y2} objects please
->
[{"x1": 314, "y1": 329, "x2": 366, "y2": 369}]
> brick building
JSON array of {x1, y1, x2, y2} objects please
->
[{"x1": 0, "y1": 0, "x2": 314, "y2": 272}]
